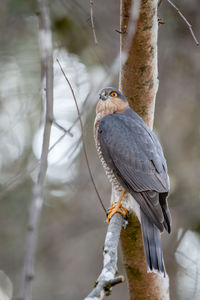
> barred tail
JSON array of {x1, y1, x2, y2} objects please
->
[{"x1": 141, "y1": 210, "x2": 166, "y2": 277}]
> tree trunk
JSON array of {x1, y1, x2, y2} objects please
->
[{"x1": 119, "y1": 0, "x2": 170, "y2": 299}]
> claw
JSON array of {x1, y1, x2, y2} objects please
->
[
  {"x1": 107, "y1": 202, "x2": 128, "y2": 224},
  {"x1": 106, "y1": 189, "x2": 129, "y2": 223}
]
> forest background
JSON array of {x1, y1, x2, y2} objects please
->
[{"x1": 0, "y1": 0, "x2": 200, "y2": 299}]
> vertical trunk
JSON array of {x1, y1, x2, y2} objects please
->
[{"x1": 119, "y1": 0, "x2": 170, "y2": 299}]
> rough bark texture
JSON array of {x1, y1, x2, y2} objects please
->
[
  {"x1": 119, "y1": 0, "x2": 170, "y2": 299},
  {"x1": 120, "y1": 0, "x2": 158, "y2": 130}
]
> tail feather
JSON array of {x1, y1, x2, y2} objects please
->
[
  {"x1": 141, "y1": 210, "x2": 166, "y2": 277},
  {"x1": 159, "y1": 192, "x2": 171, "y2": 234},
  {"x1": 162, "y1": 208, "x2": 171, "y2": 233}
]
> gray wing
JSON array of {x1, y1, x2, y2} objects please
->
[{"x1": 98, "y1": 110, "x2": 171, "y2": 232}]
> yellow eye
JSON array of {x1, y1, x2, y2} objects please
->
[{"x1": 110, "y1": 91, "x2": 118, "y2": 97}]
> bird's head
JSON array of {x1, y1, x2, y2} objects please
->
[{"x1": 96, "y1": 87, "x2": 129, "y2": 116}]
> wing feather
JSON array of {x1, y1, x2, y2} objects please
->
[{"x1": 98, "y1": 109, "x2": 170, "y2": 231}]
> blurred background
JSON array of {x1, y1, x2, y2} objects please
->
[{"x1": 0, "y1": 0, "x2": 200, "y2": 299}]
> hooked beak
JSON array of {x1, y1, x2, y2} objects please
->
[{"x1": 99, "y1": 93, "x2": 107, "y2": 101}]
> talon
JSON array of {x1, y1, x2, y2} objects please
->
[
  {"x1": 107, "y1": 202, "x2": 128, "y2": 223},
  {"x1": 107, "y1": 189, "x2": 128, "y2": 224}
]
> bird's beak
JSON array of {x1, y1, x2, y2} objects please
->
[{"x1": 99, "y1": 93, "x2": 107, "y2": 101}]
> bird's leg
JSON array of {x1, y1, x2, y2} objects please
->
[{"x1": 107, "y1": 189, "x2": 128, "y2": 224}]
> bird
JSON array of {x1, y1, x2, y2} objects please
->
[{"x1": 94, "y1": 87, "x2": 171, "y2": 276}]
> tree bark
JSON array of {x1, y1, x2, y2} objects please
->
[{"x1": 119, "y1": 0, "x2": 170, "y2": 299}]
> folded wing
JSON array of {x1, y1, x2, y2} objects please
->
[{"x1": 98, "y1": 109, "x2": 171, "y2": 233}]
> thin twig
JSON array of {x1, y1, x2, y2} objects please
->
[
  {"x1": 0, "y1": 124, "x2": 72, "y2": 199},
  {"x1": 84, "y1": 2, "x2": 141, "y2": 298},
  {"x1": 57, "y1": 58, "x2": 106, "y2": 213},
  {"x1": 167, "y1": 0, "x2": 199, "y2": 46},
  {"x1": 60, "y1": 0, "x2": 108, "y2": 70},
  {"x1": 158, "y1": 0, "x2": 163, "y2": 8},
  {"x1": 84, "y1": 214, "x2": 125, "y2": 300},
  {"x1": 19, "y1": 0, "x2": 54, "y2": 299},
  {"x1": 53, "y1": 120, "x2": 73, "y2": 137},
  {"x1": 89, "y1": 0, "x2": 98, "y2": 44},
  {"x1": 0, "y1": 0, "x2": 139, "y2": 201},
  {"x1": 84, "y1": 3, "x2": 141, "y2": 296}
]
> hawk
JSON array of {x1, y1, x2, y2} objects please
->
[{"x1": 94, "y1": 87, "x2": 171, "y2": 276}]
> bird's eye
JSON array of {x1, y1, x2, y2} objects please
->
[{"x1": 110, "y1": 91, "x2": 118, "y2": 97}]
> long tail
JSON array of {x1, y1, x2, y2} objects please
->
[{"x1": 141, "y1": 210, "x2": 166, "y2": 277}]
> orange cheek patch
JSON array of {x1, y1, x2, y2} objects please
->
[
  {"x1": 110, "y1": 98, "x2": 128, "y2": 113},
  {"x1": 96, "y1": 98, "x2": 128, "y2": 115}
]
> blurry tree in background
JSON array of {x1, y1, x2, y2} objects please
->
[{"x1": 0, "y1": 0, "x2": 200, "y2": 300}]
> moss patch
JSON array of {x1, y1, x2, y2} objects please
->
[
  {"x1": 104, "y1": 283, "x2": 112, "y2": 296},
  {"x1": 125, "y1": 264, "x2": 142, "y2": 281}
]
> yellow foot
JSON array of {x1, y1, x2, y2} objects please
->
[
  {"x1": 107, "y1": 188, "x2": 128, "y2": 224},
  {"x1": 107, "y1": 202, "x2": 128, "y2": 224}
]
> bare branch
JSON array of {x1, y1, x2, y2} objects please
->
[
  {"x1": 167, "y1": 0, "x2": 199, "y2": 46},
  {"x1": 0, "y1": 123, "x2": 72, "y2": 199},
  {"x1": 84, "y1": 2, "x2": 142, "y2": 298},
  {"x1": 57, "y1": 58, "x2": 106, "y2": 213},
  {"x1": 53, "y1": 120, "x2": 73, "y2": 137},
  {"x1": 84, "y1": 214, "x2": 125, "y2": 300},
  {"x1": 158, "y1": 0, "x2": 163, "y2": 8},
  {"x1": 0, "y1": 0, "x2": 141, "y2": 204},
  {"x1": 89, "y1": 0, "x2": 98, "y2": 44},
  {"x1": 19, "y1": 0, "x2": 54, "y2": 299}
]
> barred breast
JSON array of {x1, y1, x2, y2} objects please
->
[
  {"x1": 94, "y1": 113, "x2": 140, "y2": 219},
  {"x1": 94, "y1": 115, "x2": 122, "y2": 193}
]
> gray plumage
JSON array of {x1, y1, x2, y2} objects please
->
[{"x1": 98, "y1": 106, "x2": 171, "y2": 276}]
